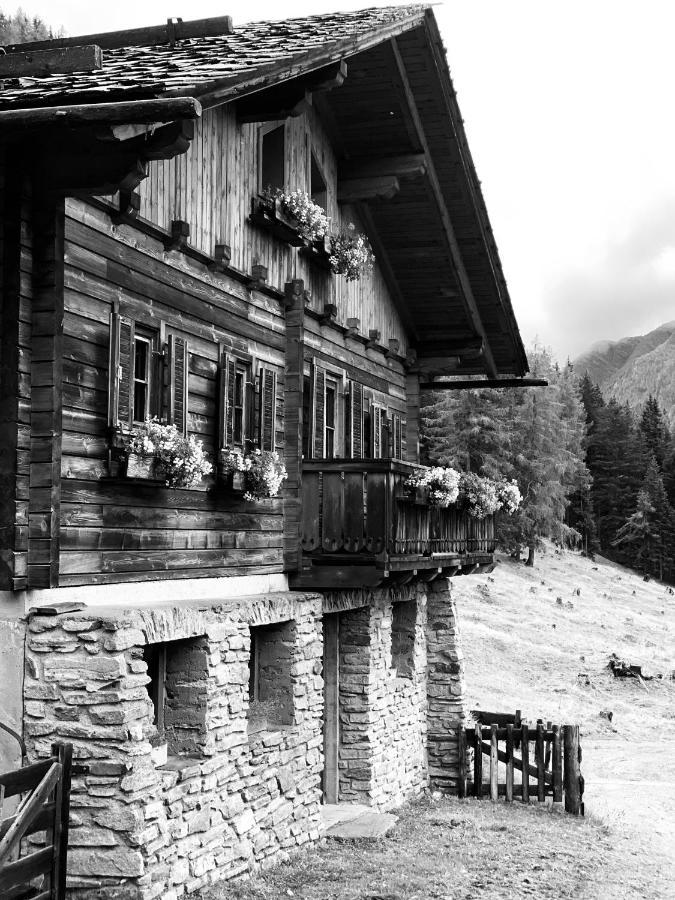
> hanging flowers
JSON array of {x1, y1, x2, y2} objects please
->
[
  {"x1": 404, "y1": 466, "x2": 522, "y2": 518},
  {"x1": 405, "y1": 466, "x2": 461, "y2": 507},
  {"x1": 124, "y1": 419, "x2": 212, "y2": 488},
  {"x1": 328, "y1": 223, "x2": 375, "y2": 282},
  {"x1": 269, "y1": 189, "x2": 330, "y2": 242},
  {"x1": 221, "y1": 447, "x2": 287, "y2": 501},
  {"x1": 496, "y1": 478, "x2": 522, "y2": 515}
]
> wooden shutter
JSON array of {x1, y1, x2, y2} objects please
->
[
  {"x1": 168, "y1": 334, "x2": 189, "y2": 436},
  {"x1": 259, "y1": 367, "x2": 277, "y2": 451},
  {"x1": 108, "y1": 310, "x2": 133, "y2": 429},
  {"x1": 391, "y1": 413, "x2": 404, "y2": 460},
  {"x1": 312, "y1": 363, "x2": 326, "y2": 458},
  {"x1": 372, "y1": 404, "x2": 384, "y2": 459},
  {"x1": 349, "y1": 381, "x2": 364, "y2": 458},
  {"x1": 218, "y1": 353, "x2": 237, "y2": 449}
]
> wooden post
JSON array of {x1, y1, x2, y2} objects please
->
[
  {"x1": 552, "y1": 725, "x2": 563, "y2": 802},
  {"x1": 51, "y1": 742, "x2": 72, "y2": 899},
  {"x1": 505, "y1": 724, "x2": 514, "y2": 802},
  {"x1": 563, "y1": 725, "x2": 582, "y2": 815},
  {"x1": 283, "y1": 279, "x2": 305, "y2": 572},
  {"x1": 322, "y1": 614, "x2": 339, "y2": 804},
  {"x1": 536, "y1": 723, "x2": 545, "y2": 802},
  {"x1": 521, "y1": 723, "x2": 530, "y2": 803},
  {"x1": 28, "y1": 189, "x2": 65, "y2": 588},
  {"x1": 473, "y1": 723, "x2": 482, "y2": 798},
  {"x1": 457, "y1": 724, "x2": 467, "y2": 798},
  {"x1": 489, "y1": 725, "x2": 498, "y2": 801}
]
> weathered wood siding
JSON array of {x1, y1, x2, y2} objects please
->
[
  {"x1": 0, "y1": 155, "x2": 31, "y2": 590},
  {"x1": 138, "y1": 104, "x2": 408, "y2": 353},
  {"x1": 59, "y1": 199, "x2": 285, "y2": 585}
]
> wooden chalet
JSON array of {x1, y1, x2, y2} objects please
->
[{"x1": 0, "y1": 6, "x2": 529, "y2": 896}]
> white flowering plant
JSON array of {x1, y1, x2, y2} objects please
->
[
  {"x1": 459, "y1": 472, "x2": 501, "y2": 519},
  {"x1": 125, "y1": 419, "x2": 212, "y2": 488},
  {"x1": 220, "y1": 447, "x2": 287, "y2": 501},
  {"x1": 266, "y1": 188, "x2": 330, "y2": 242},
  {"x1": 496, "y1": 478, "x2": 522, "y2": 515},
  {"x1": 405, "y1": 466, "x2": 461, "y2": 507},
  {"x1": 329, "y1": 223, "x2": 375, "y2": 281}
]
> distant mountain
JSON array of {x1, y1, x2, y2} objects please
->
[{"x1": 573, "y1": 321, "x2": 675, "y2": 429}]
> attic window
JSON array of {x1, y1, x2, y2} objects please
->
[
  {"x1": 259, "y1": 123, "x2": 285, "y2": 193},
  {"x1": 310, "y1": 152, "x2": 327, "y2": 209}
]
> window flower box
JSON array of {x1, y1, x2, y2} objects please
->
[
  {"x1": 220, "y1": 447, "x2": 287, "y2": 501},
  {"x1": 122, "y1": 419, "x2": 212, "y2": 488},
  {"x1": 125, "y1": 452, "x2": 165, "y2": 482},
  {"x1": 250, "y1": 195, "x2": 306, "y2": 247}
]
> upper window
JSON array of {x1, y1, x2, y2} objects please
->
[
  {"x1": 132, "y1": 330, "x2": 153, "y2": 423},
  {"x1": 325, "y1": 377, "x2": 338, "y2": 459},
  {"x1": 259, "y1": 123, "x2": 285, "y2": 193},
  {"x1": 310, "y1": 151, "x2": 327, "y2": 210}
]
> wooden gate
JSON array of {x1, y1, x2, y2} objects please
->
[
  {"x1": 0, "y1": 742, "x2": 73, "y2": 900},
  {"x1": 458, "y1": 721, "x2": 584, "y2": 815}
]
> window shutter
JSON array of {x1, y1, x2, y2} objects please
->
[
  {"x1": 391, "y1": 413, "x2": 404, "y2": 459},
  {"x1": 218, "y1": 353, "x2": 237, "y2": 449},
  {"x1": 259, "y1": 367, "x2": 277, "y2": 451},
  {"x1": 168, "y1": 334, "x2": 189, "y2": 436},
  {"x1": 372, "y1": 404, "x2": 383, "y2": 459},
  {"x1": 349, "y1": 381, "x2": 364, "y2": 458},
  {"x1": 108, "y1": 310, "x2": 133, "y2": 430},
  {"x1": 312, "y1": 364, "x2": 326, "y2": 458}
]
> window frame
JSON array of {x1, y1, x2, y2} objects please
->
[
  {"x1": 258, "y1": 121, "x2": 286, "y2": 194},
  {"x1": 132, "y1": 328, "x2": 156, "y2": 425}
]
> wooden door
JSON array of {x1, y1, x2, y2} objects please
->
[{"x1": 322, "y1": 613, "x2": 340, "y2": 804}]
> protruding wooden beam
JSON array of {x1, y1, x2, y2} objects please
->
[
  {"x1": 386, "y1": 338, "x2": 400, "y2": 359},
  {"x1": 389, "y1": 37, "x2": 498, "y2": 378},
  {"x1": 0, "y1": 45, "x2": 102, "y2": 78},
  {"x1": 207, "y1": 244, "x2": 231, "y2": 272},
  {"x1": 339, "y1": 153, "x2": 426, "y2": 181},
  {"x1": 338, "y1": 175, "x2": 399, "y2": 203},
  {"x1": 164, "y1": 220, "x2": 190, "y2": 251},
  {"x1": 420, "y1": 377, "x2": 549, "y2": 391},
  {"x1": 416, "y1": 336, "x2": 484, "y2": 359},
  {"x1": 346, "y1": 318, "x2": 360, "y2": 338},
  {"x1": 111, "y1": 189, "x2": 141, "y2": 225},
  {"x1": 249, "y1": 263, "x2": 268, "y2": 288},
  {"x1": 7, "y1": 15, "x2": 233, "y2": 51},
  {"x1": 320, "y1": 304, "x2": 338, "y2": 325},
  {"x1": 237, "y1": 60, "x2": 347, "y2": 123},
  {"x1": 367, "y1": 329, "x2": 381, "y2": 349},
  {"x1": 0, "y1": 97, "x2": 202, "y2": 131}
]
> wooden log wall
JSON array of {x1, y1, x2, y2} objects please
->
[
  {"x1": 138, "y1": 103, "x2": 408, "y2": 354},
  {"x1": 58, "y1": 198, "x2": 285, "y2": 585}
]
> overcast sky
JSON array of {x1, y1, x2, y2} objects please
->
[{"x1": 21, "y1": 0, "x2": 675, "y2": 361}]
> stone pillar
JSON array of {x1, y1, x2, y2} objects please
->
[{"x1": 426, "y1": 577, "x2": 467, "y2": 793}]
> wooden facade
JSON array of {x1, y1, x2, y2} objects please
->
[{"x1": 0, "y1": 7, "x2": 528, "y2": 595}]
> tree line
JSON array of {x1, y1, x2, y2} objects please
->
[
  {"x1": 0, "y1": 8, "x2": 59, "y2": 44},
  {"x1": 421, "y1": 347, "x2": 675, "y2": 581}
]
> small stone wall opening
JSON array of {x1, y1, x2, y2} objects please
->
[
  {"x1": 391, "y1": 599, "x2": 417, "y2": 678},
  {"x1": 248, "y1": 620, "x2": 295, "y2": 734},
  {"x1": 142, "y1": 635, "x2": 208, "y2": 757}
]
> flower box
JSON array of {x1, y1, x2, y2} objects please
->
[
  {"x1": 299, "y1": 234, "x2": 333, "y2": 271},
  {"x1": 250, "y1": 196, "x2": 305, "y2": 247},
  {"x1": 126, "y1": 452, "x2": 164, "y2": 481}
]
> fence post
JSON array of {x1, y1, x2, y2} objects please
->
[
  {"x1": 505, "y1": 724, "x2": 514, "y2": 802},
  {"x1": 489, "y1": 725, "x2": 498, "y2": 801},
  {"x1": 458, "y1": 724, "x2": 467, "y2": 798},
  {"x1": 521, "y1": 723, "x2": 529, "y2": 803},
  {"x1": 563, "y1": 725, "x2": 582, "y2": 815},
  {"x1": 552, "y1": 725, "x2": 563, "y2": 802},
  {"x1": 473, "y1": 723, "x2": 482, "y2": 798},
  {"x1": 536, "y1": 723, "x2": 545, "y2": 802}
]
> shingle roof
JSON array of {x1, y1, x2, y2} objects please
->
[{"x1": 0, "y1": 5, "x2": 427, "y2": 110}]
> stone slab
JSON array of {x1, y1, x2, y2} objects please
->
[{"x1": 324, "y1": 810, "x2": 398, "y2": 841}]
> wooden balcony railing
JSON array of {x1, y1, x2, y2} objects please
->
[{"x1": 297, "y1": 459, "x2": 495, "y2": 586}]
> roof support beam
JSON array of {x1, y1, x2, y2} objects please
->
[
  {"x1": 338, "y1": 175, "x2": 399, "y2": 202},
  {"x1": 389, "y1": 38, "x2": 498, "y2": 379},
  {"x1": 339, "y1": 153, "x2": 427, "y2": 181},
  {"x1": 236, "y1": 60, "x2": 347, "y2": 123},
  {"x1": 0, "y1": 97, "x2": 201, "y2": 131},
  {"x1": 420, "y1": 378, "x2": 549, "y2": 391}
]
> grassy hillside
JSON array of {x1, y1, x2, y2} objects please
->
[{"x1": 453, "y1": 542, "x2": 674, "y2": 740}]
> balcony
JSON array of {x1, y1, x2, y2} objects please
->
[{"x1": 291, "y1": 459, "x2": 495, "y2": 590}]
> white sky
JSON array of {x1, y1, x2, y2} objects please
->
[{"x1": 19, "y1": 0, "x2": 675, "y2": 361}]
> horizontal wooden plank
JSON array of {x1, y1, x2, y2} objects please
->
[
  {"x1": 0, "y1": 845, "x2": 54, "y2": 893},
  {"x1": 61, "y1": 479, "x2": 283, "y2": 512},
  {"x1": 58, "y1": 562, "x2": 283, "y2": 586},
  {"x1": 60, "y1": 503, "x2": 281, "y2": 532},
  {"x1": 59, "y1": 547, "x2": 282, "y2": 575},
  {"x1": 0, "y1": 758, "x2": 55, "y2": 799},
  {"x1": 60, "y1": 527, "x2": 282, "y2": 551}
]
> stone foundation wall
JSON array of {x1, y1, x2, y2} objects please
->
[
  {"x1": 425, "y1": 578, "x2": 468, "y2": 792},
  {"x1": 24, "y1": 592, "x2": 323, "y2": 899},
  {"x1": 326, "y1": 583, "x2": 428, "y2": 810}
]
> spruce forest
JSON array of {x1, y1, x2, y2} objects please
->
[{"x1": 421, "y1": 347, "x2": 675, "y2": 581}]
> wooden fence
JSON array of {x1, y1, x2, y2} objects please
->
[
  {"x1": 0, "y1": 742, "x2": 73, "y2": 900},
  {"x1": 458, "y1": 721, "x2": 584, "y2": 815}
]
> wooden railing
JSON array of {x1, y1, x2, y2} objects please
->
[
  {"x1": 300, "y1": 459, "x2": 495, "y2": 568},
  {"x1": 458, "y1": 721, "x2": 584, "y2": 815},
  {"x1": 0, "y1": 742, "x2": 73, "y2": 899}
]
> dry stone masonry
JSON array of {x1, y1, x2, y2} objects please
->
[{"x1": 22, "y1": 578, "x2": 467, "y2": 897}]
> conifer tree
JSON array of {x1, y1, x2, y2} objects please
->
[{"x1": 639, "y1": 395, "x2": 670, "y2": 468}]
